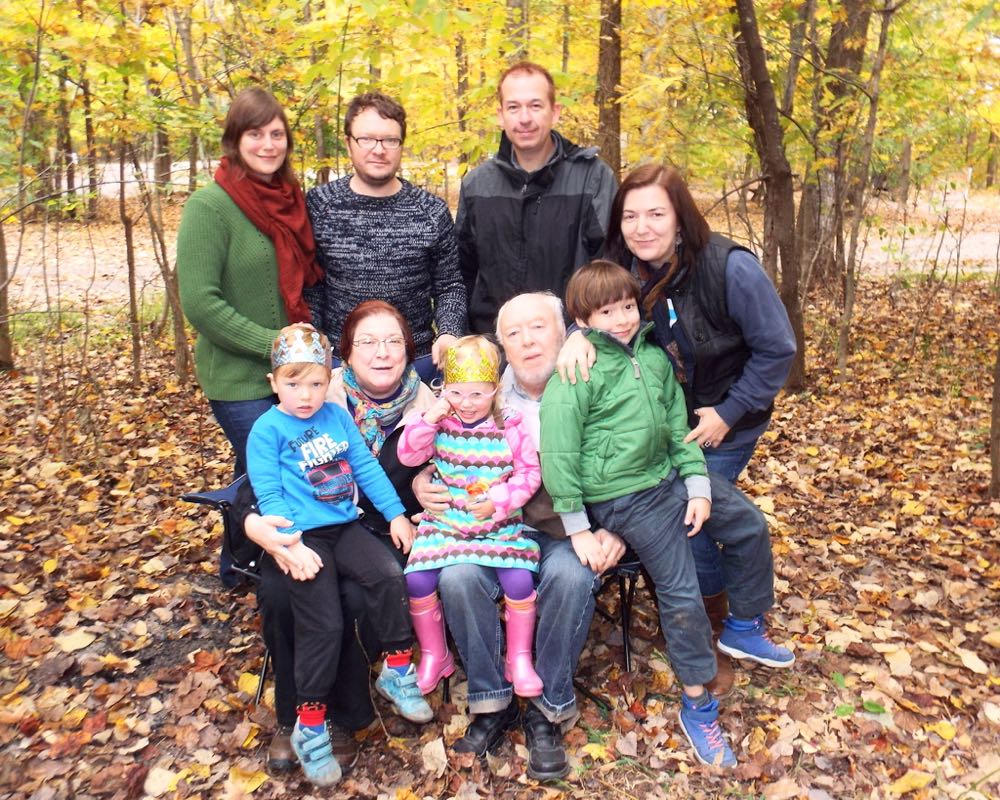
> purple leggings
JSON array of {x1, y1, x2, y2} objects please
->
[{"x1": 407, "y1": 566, "x2": 534, "y2": 600}]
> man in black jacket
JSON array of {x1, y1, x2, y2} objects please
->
[{"x1": 456, "y1": 62, "x2": 617, "y2": 334}]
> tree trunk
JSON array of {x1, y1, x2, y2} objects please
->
[
  {"x1": 837, "y1": 3, "x2": 896, "y2": 372},
  {"x1": 800, "y1": 0, "x2": 872, "y2": 295},
  {"x1": 0, "y1": 222, "x2": 12, "y2": 371},
  {"x1": 733, "y1": 0, "x2": 806, "y2": 390},
  {"x1": 562, "y1": 0, "x2": 571, "y2": 73},
  {"x1": 119, "y1": 142, "x2": 141, "y2": 388},
  {"x1": 595, "y1": 0, "x2": 622, "y2": 177},
  {"x1": 897, "y1": 137, "x2": 912, "y2": 206},
  {"x1": 57, "y1": 66, "x2": 76, "y2": 217},
  {"x1": 991, "y1": 338, "x2": 999, "y2": 498},
  {"x1": 506, "y1": 0, "x2": 529, "y2": 59},
  {"x1": 176, "y1": 6, "x2": 202, "y2": 193},
  {"x1": 456, "y1": 30, "x2": 470, "y2": 168},
  {"x1": 986, "y1": 130, "x2": 997, "y2": 189}
]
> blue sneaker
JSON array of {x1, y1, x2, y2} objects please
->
[
  {"x1": 718, "y1": 615, "x2": 795, "y2": 667},
  {"x1": 375, "y1": 663, "x2": 434, "y2": 723},
  {"x1": 678, "y1": 694, "x2": 736, "y2": 768},
  {"x1": 290, "y1": 722, "x2": 342, "y2": 787}
]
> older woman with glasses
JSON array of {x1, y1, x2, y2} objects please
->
[{"x1": 239, "y1": 300, "x2": 438, "y2": 778}]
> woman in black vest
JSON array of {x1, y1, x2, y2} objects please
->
[{"x1": 559, "y1": 163, "x2": 796, "y2": 697}]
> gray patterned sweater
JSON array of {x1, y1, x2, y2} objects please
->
[{"x1": 305, "y1": 176, "x2": 466, "y2": 358}]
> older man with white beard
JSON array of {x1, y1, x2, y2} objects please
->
[{"x1": 414, "y1": 292, "x2": 626, "y2": 780}]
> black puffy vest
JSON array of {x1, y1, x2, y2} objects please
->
[{"x1": 651, "y1": 233, "x2": 773, "y2": 438}]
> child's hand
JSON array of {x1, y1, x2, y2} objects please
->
[
  {"x1": 284, "y1": 540, "x2": 324, "y2": 581},
  {"x1": 423, "y1": 396, "x2": 454, "y2": 425},
  {"x1": 469, "y1": 497, "x2": 496, "y2": 520},
  {"x1": 389, "y1": 514, "x2": 415, "y2": 554},
  {"x1": 569, "y1": 529, "x2": 605, "y2": 572},
  {"x1": 685, "y1": 498, "x2": 711, "y2": 537}
]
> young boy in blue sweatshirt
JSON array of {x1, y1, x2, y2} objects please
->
[
  {"x1": 247, "y1": 325, "x2": 430, "y2": 787},
  {"x1": 539, "y1": 262, "x2": 793, "y2": 769}
]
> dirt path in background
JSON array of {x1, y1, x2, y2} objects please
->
[{"x1": 4, "y1": 186, "x2": 998, "y2": 314}]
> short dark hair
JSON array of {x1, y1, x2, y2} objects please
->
[
  {"x1": 344, "y1": 91, "x2": 407, "y2": 143},
  {"x1": 497, "y1": 61, "x2": 556, "y2": 106},
  {"x1": 221, "y1": 87, "x2": 295, "y2": 184},
  {"x1": 564, "y1": 260, "x2": 641, "y2": 323},
  {"x1": 604, "y1": 163, "x2": 710, "y2": 276},
  {"x1": 339, "y1": 300, "x2": 416, "y2": 364}
]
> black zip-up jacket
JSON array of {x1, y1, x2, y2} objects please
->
[{"x1": 456, "y1": 131, "x2": 617, "y2": 333}]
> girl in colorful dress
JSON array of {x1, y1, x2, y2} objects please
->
[{"x1": 397, "y1": 336, "x2": 543, "y2": 697}]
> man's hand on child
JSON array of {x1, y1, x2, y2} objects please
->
[
  {"x1": 683, "y1": 406, "x2": 731, "y2": 450},
  {"x1": 412, "y1": 465, "x2": 451, "y2": 513},
  {"x1": 389, "y1": 515, "x2": 416, "y2": 554},
  {"x1": 594, "y1": 528, "x2": 626, "y2": 570},
  {"x1": 570, "y1": 529, "x2": 606, "y2": 572},
  {"x1": 685, "y1": 498, "x2": 712, "y2": 537},
  {"x1": 469, "y1": 497, "x2": 496, "y2": 520},
  {"x1": 556, "y1": 329, "x2": 596, "y2": 384},
  {"x1": 423, "y1": 396, "x2": 454, "y2": 425}
]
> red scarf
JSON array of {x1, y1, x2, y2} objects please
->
[{"x1": 214, "y1": 156, "x2": 322, "y2": 323}]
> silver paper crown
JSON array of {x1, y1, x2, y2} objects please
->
[{"x1": 271, "y1": 328, "x2": 330, "y2": 369}]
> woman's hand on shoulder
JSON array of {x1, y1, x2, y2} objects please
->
[{"x1": 556, "y1": 329, "x2": 596, "y2": 385}]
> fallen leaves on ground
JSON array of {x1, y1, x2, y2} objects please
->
[{"x1": 0, "y1": 276, "x2": 997, "y2": 799}]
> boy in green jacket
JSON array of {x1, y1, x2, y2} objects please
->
[{"x1": 540, "y1": 261, "x2": 793, "y2": 769}]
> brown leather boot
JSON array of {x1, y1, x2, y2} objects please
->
[
  {"x1": 266, "y1": 724, "x2": 296, "y2": 775},
  {"x1": 703, "y1": 592, "x2": 735, "y2": 700}
]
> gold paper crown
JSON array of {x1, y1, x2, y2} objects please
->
[
  {"x1": 444, "y1": 340, "x2": 499, "y2": 384},
  {"x1": 271, "y1": 327, "x2": 331, "y2": 369}
]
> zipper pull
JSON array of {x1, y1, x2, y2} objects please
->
[{"x1": 631, "y1": 357, "x2": 640, "y2": 379}]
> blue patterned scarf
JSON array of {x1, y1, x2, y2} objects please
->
[{"x1": 342, "y1": 364, "x2": 421, "y2": 455}]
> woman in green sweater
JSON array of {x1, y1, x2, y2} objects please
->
[{"x1": 178, "y1": 87, "x2": 322, "y2": 481}]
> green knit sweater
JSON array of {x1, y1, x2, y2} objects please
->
[{"x1": 177, "y1": 183, "x2": 288, "y2": 401}]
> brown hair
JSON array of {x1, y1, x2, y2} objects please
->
[
  {"x1": 604, "y1": 163, "x2": 711, "y2": 279},
  {"x1": 221, "y1": 87, "x2": 295, "y2": 184},
  {"x1": 564, "y1": 260, "x2": 641, "y2": 323},
  {"x1": 345, "y1": 91, "x2": 407, "y2": 143},
  {"x1": 339, "y1": 300, "x2": 416, "y2": 363},
  {"x1": 497, "y1": 61, "x2": 556, "y2": 106}
]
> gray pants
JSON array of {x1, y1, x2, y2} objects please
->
[{"x1": 589, "y1": 473, "x2": 775, "y2": 686}]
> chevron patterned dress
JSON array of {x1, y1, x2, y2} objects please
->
[{"x1": 404, "y1": 421, "x2": 541, "y2": 574}]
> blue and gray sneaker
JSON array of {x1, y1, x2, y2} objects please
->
[
  {"x1": 678, "y1": 693, "x2": 736, "y2": 768},
  {"x1": 718, "y1": 615, "x2": 795, "y2": 667},
  {"x1": 290, "y1": 722, "x2": 342, "y2": 787},
  {"x1": 375, "y1": 663, "x2": 434, "y2": 723}
]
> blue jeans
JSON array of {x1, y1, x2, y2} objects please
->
[
  {"x1": 590, "y1": 474, "x2": 774, "y2": 687},
  {"x1": 208, "y1": 396, "x2": 277, "y2": 478},
  {"x1": 208, "y1": 396, "x2": 276, "y2": 585},
  {"x1": 689, "y1": 439, "x2": 759, "y2": 595},
  {"x1": 437, "y1": 532, "x2": 600, "y2": 722}
]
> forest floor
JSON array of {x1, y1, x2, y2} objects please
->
[{"x1": 0, "y1": 191, "x2": 998, "y2": 799}]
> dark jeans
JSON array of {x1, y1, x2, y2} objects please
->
[
  {"x1": 589, "y1": 474, "x2": 774, "y2": 687},
  {"x1": 209, "y1": 396, "x2": 277, "y2": 585},
  {"x1": 258, "y1": 521, "x2": 409, "y2": 721},
  {"x1": 689, "y1": 439, "x2": 759, "y2": 595},
  {"x1": 208, "y1": 396, "x2": 277, "y2": 479}
]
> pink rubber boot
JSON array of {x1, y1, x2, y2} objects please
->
[
  {"x1": 503, "y1": 592, "x2": 543, "y2": 697},
  {"x1": 410, "y1": 593, "x2": 455, "y2": 695}
]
